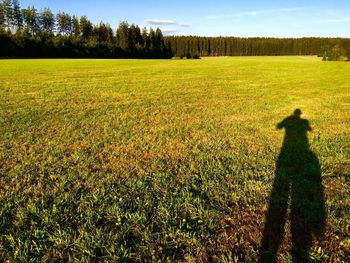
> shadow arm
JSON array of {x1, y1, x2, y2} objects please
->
[
  {"x1": 306, "y1": 120, "x2": 312, "y2": 131},
  {"x1": 276, "y1": 121, "x2": 284, "y2": 130}
]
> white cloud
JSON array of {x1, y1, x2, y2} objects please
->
[
  {"x1": 145, "y1": 19, "x2": 190, "y2": 27},
  {"x1": 145, "y1": 19, "x2": 177, "y2": 25}
]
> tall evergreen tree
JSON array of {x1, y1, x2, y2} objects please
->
[
  {"x1": 93, "y1": 22, "x2": 113, "y2": 43},
  {"x1": 2, "y1": 0, "x2": 13, "y2": 30},
  {"x1": 155, "y1": 27, "x2": 164, "y2": 54},
  {"x1": 22, "y1": 6, "x2": 39, "y2": 34},
  {"x1": 0, "y1": 3, "x2": 5, "y2": 28},
  {"x1": 40, "y1": 8, "x2": 55, "y2": 33},
  {"x1": 56, "y1": 12, "x2": 72, "y2": 35},
  {"x1": 130, "y1": 24, "x2": 142, "y2": 49},
  {"x1": 12, "y1": 0, "x2": 22, "y2": 29},
  {"x1": 79, "y1": 16, "x2": 92, "y2": 39},
  {"x1": 142, "y1": 27, "x2": 149, "y2": 52},
  {"x1": 116, "y1": 21, "x2": 129, "y2": 50},
  {"x1": 149, "y1": 28, "x2": 156, "y2": 53},
  {"x1": 72, "y1": 15, "x2": 80, "y2": 37},
  {"x1": 129, "y1": 24, "x2": 137, "y2": 50}
]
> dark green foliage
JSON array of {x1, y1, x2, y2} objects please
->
[
  {"x1": 116, "y1": 21, "x2": 129, "y2": 50},
  {"x1": 114, "y1": 22, "x2": 171, "y2": 58},
  {"x1": 93, "y1": 22, "x2": 113, "y2": 43},
  {"x1": 22, "y1": 6, "x2": 39, "y2": 34},
  {"x1": 39, "y1": 8, "x2": 55, "y2": 33},
  {"x1": 129, "y1": 24, "x2": 141, "y2": 50},
  {"x1": 149, "y1": 27, "x2": 156, "y2": 52},
  {"x1": 12, "y1": 0, "x2": 22, "y2": 29},
  {"x1": 154, "y1": 28, "x2": 165, "y2": 56},
  {"x1": 56, "y1": 12, "x2": 72, "y2": 35},
  {"x1": 72, "y1": 15, "x2": 80, "y2": 37},
  {"x1": 321, "y1": 44, "x2": 349, "y2": 61},
  {"x1": 325, "y1": 44, "x2": 347, "y2": 61},
  {"x1": 2, "y1": 0, "x2": 12, "y2": 29},
  {"x1": 0, "y1": 3, "x2": 4, "y2": 28},
  {"x1": 165, "y1": 36, "x2": 350, "y2": 58},
  {"x1": 79, "y1": 16, "x2": 93, "y2": 39},
  {"x1": 0, "y1": 0, "x2": 171, "y2": 59},
  {"x1": 142, "y1": 27, "x2": 150, "y2": 54}
]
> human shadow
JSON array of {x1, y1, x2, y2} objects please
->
[{"x1": 260, "y1": 109, "x2": 326, "y2": 262}]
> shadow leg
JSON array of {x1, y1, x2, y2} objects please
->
[{"x1": 260, "y1": 169, "x2": 290, "y2": 263}]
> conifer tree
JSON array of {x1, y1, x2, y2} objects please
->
[
  {"x1": 141, "y1": 27, "x2": 149, "y2": 52},
  {"x1": 22, "y1": 6, "x2": 39, "y2": 34},
  {"x1": 155, "y1": 27, "x2": 164, "y2": 53},
  {"x1": 149, "y1": 28, "x2": 156, "y2": 53},
  {"x1": 12, "y1": 0, "x2": 22, "y2": 29},
  {"x1": 72, "y1": 15, "x2": 80, "y2": 37},
  {"x1": 79, "y1": 16, "x2": 92, "y2": 39},
  {"x1": 94, "y1": 22, "x2": 113, "y2": 43},
  {"x1": 135, "y1": 25, "x2": 143, "y2": 46},
  {"x1": 40, "y1": 8, "x2": 55, "y2": 33},
  {"x1": 0, "y1": 3, "x2": 5, "y2": 28},
  {"x1": 128, "y1": 24, "x2": 136, "y2": 47},
  {"x1": 2, "y1": 0, "x2": 13, "y2": 30},
  {"x1": 56, "y1": 12, "x2": 72, "y2": 35},
  {"x1": 116, "y1": 21, "x2": 129, "y2": 50}
]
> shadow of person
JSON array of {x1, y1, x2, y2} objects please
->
[{"x1": 260, "y1": 109, "x2": 326, "y2": 263}]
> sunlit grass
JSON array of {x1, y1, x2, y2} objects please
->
[{"x1": 0, "y1": 57, "x2": 349, "y2": 261}]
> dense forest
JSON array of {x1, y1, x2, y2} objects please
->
[
  {"x1": 1, "y1": 0, "x2": 350, "y2": 59},
  {"x1": 0, "y1": 0, "x2": 172, "y2": 58},
  {"x1": 165, "y1": 36, "x2": 350, "y2": 60}
]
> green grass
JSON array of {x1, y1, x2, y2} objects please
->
[{"x1": 0, "y1": 57, "x2": 349, "y2": 262}]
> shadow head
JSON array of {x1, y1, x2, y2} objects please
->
[{"x1": 293, "y1": 109, "x2": 302, "y2": 117}]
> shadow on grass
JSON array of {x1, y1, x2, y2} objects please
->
[{"x1": 260, "y1": 109, "x2": 326, "y2": 263}]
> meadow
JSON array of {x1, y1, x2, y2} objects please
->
[{"x1": 0, "y1": 57, "x2": 349, "y2": 262}]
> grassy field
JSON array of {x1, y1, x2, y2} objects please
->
[{"x1": 0, "y1": 57, "x2": 349, "y2": 262}]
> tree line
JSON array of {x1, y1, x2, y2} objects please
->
[
  {"x1": 1, "y1": 0, "x2": 350, "y2": 59},
  {"x1": 0, "y1": 0, "x2": 172, "y2": 58},
  {"x1": 165, "y1": 36, "x2": 350, "y2": 60}
]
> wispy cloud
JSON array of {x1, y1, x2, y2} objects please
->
[
  {"x1": 145, "y1": 19, "x2": 177, "y2": 25},
  {"x1": 145, "y1": 19, "x2": 190, "y2": 27},
  {"x1": 207, "y1": 7, "x2": 302, "y2": 19}
]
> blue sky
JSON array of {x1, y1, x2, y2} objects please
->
[{"x1": 21, "y1": 0, "x2": 350, "y2": 37}]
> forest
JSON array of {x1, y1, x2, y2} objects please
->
[
  {"x1": 1, "y1": 0, "x2": 350, "y2": 59},
  {"x1": 0, "y1": 0, "x2": 172, "y2": 58},
  {"x1": 165, "y1": 36, "x2": 350, "y2": 60}
]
